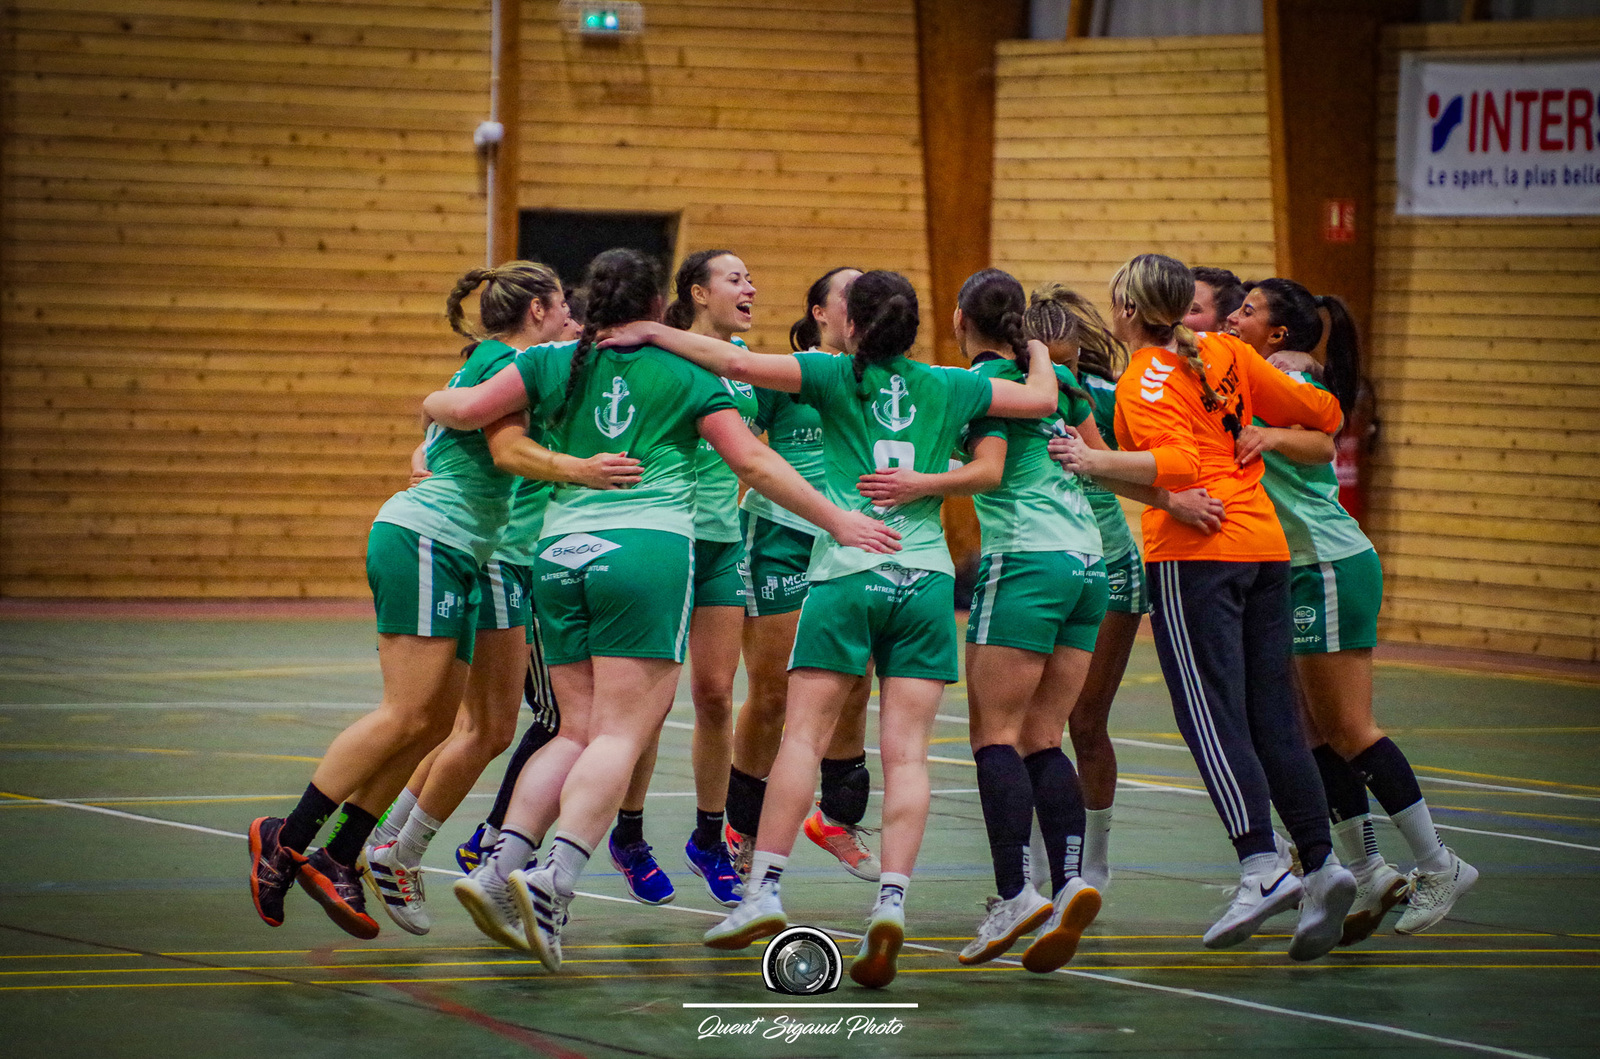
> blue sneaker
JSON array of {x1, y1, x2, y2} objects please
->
[
  {"x1": 456, "y1": 824, "x2": 492, "y2": 875},
  {"x1": 609, "y1": 834, "x2": 675, "y2": 905},
  {"x1": 685, "y1": 834, "x2": 743, "y2": 907}
]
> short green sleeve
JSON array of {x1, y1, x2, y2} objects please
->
[
  {"x1": 950, "y1": 364, "x2": 993, "y2": 425},
  {"x1": 514, "y1": 341, "x2": 575, "y2": 424},
  {"x1": 753, "y1": 386, "x2": 784, "y2": 434},
  {"x1": 796, "y1": 350, "x2": 848, "y2": 409},
  {"x1": 683, "y1": 362, "x2": 739, "y2": 420}
]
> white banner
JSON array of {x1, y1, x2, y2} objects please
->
[{"x1": 1396, "y1": 53, "x2": 1600, "y2": 216}]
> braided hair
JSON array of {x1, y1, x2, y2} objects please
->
[
  {"x1": 663, "y1": 248, "x2": 736, "y2": 331},
  {"x1": 445, "y1": 261, "x2": 562, "y2": 349},
  {"x1": 845, "y1": 270, "x2": 919, "y2": 387},
  {"x1": 1024, "y1": 283, "x2": 1129, "y2": 384},
  {"x1": 1109, "y1": 254, "x2": 1220, "y2": 409},
  {"x1": 553, "y1": 248, "x2": 662, "y2": 428}
]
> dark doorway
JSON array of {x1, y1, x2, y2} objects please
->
[{"x1": 517, "y1": 209, "x2": 678, "y2": 291}]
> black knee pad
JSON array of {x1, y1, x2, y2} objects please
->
[
  {"x1": 726, "y1": 767, "x2": 767, "y2": 836},
  {"x1": 818, "y1": 756, "x2": 871, "y2": 827}
]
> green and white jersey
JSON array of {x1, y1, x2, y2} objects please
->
[
  {"x1": 739, "y1": 350, "x2": 831, "y2": 536},
  {"x1": 1081, "y1": 373, "x2": 1137, "y2": 563},
  {"x1": 515, "y1": 340, "x2": 736, "y2": 541},
  {"x1": 494, "y1": 470, "x2": 553, "y2": 567},
  {"x1": 692, "y1": 339, "x2": 760, "y2": 543},
  {"x1": 796, "y1": 351, "x2": 992, "y2": 582},
  {"x1": 375, "y1": 339, "x2": 518, "y2": 565},
  {"x1": 964, "y1": 356, "x2": 1102, "y2": 557},
  {"x1": 1257, "y1": 371, "x2": 1372, "y2": 567}
]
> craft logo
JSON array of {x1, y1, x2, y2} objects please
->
[{"x1": 1293, "y1": 605, "x2": 1316, "y2": 634}]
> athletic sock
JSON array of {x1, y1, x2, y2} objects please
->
[
  {"x1": 480, "y1": 824, "x2": 502, "y2": 851},
  {"x1": 546, "y1": 832, "x2": 592, "y2": 895},
  {"x1": 1390, "y1": 800, "x2": 1451, "y2": 872},
  {"x1": 323, "y1": 803, "x2": 379, "y2": 867},
  {"x1": 726, "y1": 767, "x2": 767, "y2": 836},
  {"x1": 613, "y1": 808, "x2": 645, "y2": 848},
  {"x1": 1332, "y1": 815, "x2": 1382, "y2": 873},
  {"x1": 1023, "y1": 746, "x2": 1086, "y2": 896},
  {"x1": 280, "y1": 783, "x2": 339, "y2": 853},
  {"x1": 489, "y1": 828, "x2": 537, "y2": 884},
  {"x1": 487, "y1": 724, "x2": 552, "y2": 831},
  {"x1": 975, "y1": 744, "x2": 1034, "y2": 899},
  {"x1": 747, "y1": 852, "x2": 788, "y2": 899},
  {"x1": 1240, "y1": 851, "x2": 1280, "y2": 880},
  {"x1": 875, "y1": 871, "x2": 909, "y2": 911},
  {"x1": 692, "y1": 809, "x2": 725, "y2": 852},
  {"x1": 1349, "y1": 737, "x2": 1449, "y2": 869},
  {"x1": 1313, "y1": 744, "x2": 1371, "y2": 822},
  {"x1": 1231, "y1": 828, "x2": 1278, "y2": 862},
  {"x1": 818, "y1": 754, "x2": 871, "y2": 827},
  {"x1": 1083, "y1": 807, "x2": 1113, "y2": 889},
  {"x1": 396, "y1": 805, "x2": 443, "y2": 868},
  {"x1": 369, "y1": 787, "x2": 417, "y2": 849}
]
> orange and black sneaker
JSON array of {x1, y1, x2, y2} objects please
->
[
  {"x1": 297, "y1": 848, "x2": 381, "y2": 939},
  {"x1": 802, "y1": 805, "x2": 881, "y2": 882},
  {"x1": 248, "y1": 816, "x2": 306, "y2": 928}
]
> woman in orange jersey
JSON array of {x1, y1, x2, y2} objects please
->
[{"x1": 1053, "y1": 254, "x2": 1356, "y2": 962}]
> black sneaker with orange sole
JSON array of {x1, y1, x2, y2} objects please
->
[
  {"x1": 248, "y1": 816, "x2": 306, "y2": 928},
  {"x1": 297, "y1": 848, "x2": 381, "y2": 939}
]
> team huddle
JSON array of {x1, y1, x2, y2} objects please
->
[{"x1": 245, "y1": 247, "x2": 1478, "y2": 989}]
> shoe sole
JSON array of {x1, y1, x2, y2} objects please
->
[
  {"x1": 452, "y1": 877, "x2": 530, "y2": 952},
  {"x1": 683, "y1": 851, "x2": 741, "y2": 908},
  {"x1": 1394, "y1": 861, "x2": 1479, "y2": 936},
  {"x1": 804, "y1": 820, "x2": 880, "y2": 882},
  {"x1": 1339, "y1": 875, "x2": 1409, "y2": 947},
  {"x1": 849, "y1": 919, "x2": 903, "y2": 989},
  {"x1": 957, "y1": 902, "x2": 1053, "y2": 966},
  {"x1": 609, "y1": 851, "x2": 676, "y2": 906},
  {"x1": 1203, "y1": 882, "x2": 1303, "y2": 949},
  {"x1": 247, "y1": 818, "x2": 290, "y2": 928},
  {"x1": 1022, "y1": 886, "x2": 1102, "y2": 973},
  {"x1": 1289, "y1": 873, "x2": 1359, "y2": 962},
  {"x1": 296, "y1": 861, "x2": 381, "y2": 940},
  {"x1": 508, "y1": 872, "x2": 563, "y2": 972},
  {"x1": 703, "y1": 912, "x2": 787, "y2": 950}
]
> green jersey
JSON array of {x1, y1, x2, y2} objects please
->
[
  {"x1": 691, "y1": 339, "x2": 761, "y2": 543},
  {"x1": 1081, "y1": 373, "x2": 1137, "y2": 563},
  {"x1": 494, "y1": 462, "x2": 553, "y2": 567},
  {"x1": 964, "y1": 356, "x2": 1102, "y2": 557},
  {"x1": 375, "y1": 339, "x2": 518, "y2": 565},
  {"x1": 796, "y1": 351, "x2": 992, "y2": 581},
  {"x1": 515, "y1": 340, "x2": 737, "y2": 541},
  {"x1": 1257, "y1": 371, "x2": 1372, "y2": 567},
  {"x1": 740, "y1": 358, "x2": 830, "y2": 536}
]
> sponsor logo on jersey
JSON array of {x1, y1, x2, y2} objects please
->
[
  {"x1": 507, "y1": 582, "x2": 524, "y2": 610},
  {"x1": 436, "y1": 591, "x2": 459, "y2": 619},
  {"x1": 725, "y1": 379, "x2": 756, "y2": 400},
  {"x1": 1140, "y1": 357, "x2": 1176, "y2": 403},
  {"x1": 1107, "y1": 568, "x2": 1128, "y2": 596},
  {"x1": 540, "y1": 532, "x2": 623, "y2": 570},
  {"x1": 871, "y1": 375, "x2": 917, "y2": 432},
  {"x1": 595, "y1": 376, "x2": 636, "y2": 439},
  {"x1": 1293, "y1": 605, "x2": 1317, "y2": 633}
]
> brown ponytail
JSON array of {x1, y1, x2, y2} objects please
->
[{"x1": 445, "y1": 261, "x2": 562, "y2": 346}]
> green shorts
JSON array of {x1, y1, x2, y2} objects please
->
[
  {"x1": 476, "y1": 560, "x2": 534, "y2": 633},
  {"x1": 534, "y1": 528, "x2": 694, "y2": 666},
  {"x1": 367, "y1": 521, "x2": 479, "y2": 664},
  {"x1": 968, "y1": 551, "x2": 1109, "y2": 655},
  {"x1": 1290, "y1": 548, "x2": 1382, "y2": 654},
  {"x1": 740, "y1": 510, "x2": 814, "y2": 617},
  {"x1": 694, "y1": 537, "x2": 749, "y2": 609},
  {"x1": 790, "y1": 565, "x2": 958, "y2": 682},
  {"x1": 1104, "y1": 548, "x2": 1151, "y2": 615}
]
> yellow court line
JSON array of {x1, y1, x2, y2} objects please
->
[
  {"x1": 0, "y1": 795, "x2": 298, "y2": 811},
  {"x1": 1433, "y1": 804, "x2": 1600, "y2": 825},
  {"x1": 309, "y1": 971, "x2": 763, "y2": 985},
  {"x1": 0, "y1": 953, "x2": 138, "y2": 960},
  {"x1": 1374, "y1": 659, "x2": 1600, "y2": 688},
  {"x1": 0, "y1": 980, "x2": 296, "y2": 993},
  {"x1": 1390, "y1": 726, "x2": 1600, "y2": 735},
  {"x1": 1416, "y1": 765, "x2": 1600, "y2": 794},
  {"x1": 928, "y1": 736, "x2": 969, "y2": 745},
  {"x1": 0, "y1": 663, "x2": 378, "y2": 683},
  {"x1": 0, "y1": 743, "x2": 320, "y2": 764}
]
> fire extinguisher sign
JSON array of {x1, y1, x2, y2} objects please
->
[{"x1": 1323, "y1": 199, "x2": 1356, "y2": 242}]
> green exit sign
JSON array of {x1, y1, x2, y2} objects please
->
[{"x1": 560, "y1": 1, "x2": 642, "y2": 38}]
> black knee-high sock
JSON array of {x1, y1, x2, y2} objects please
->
[
  {"x1": 818, "y1": 754, "x2": 871, "y2": 826},
  {"x1": 1024, "y1": 747, "x2": 1086, "y2": 896},
  {"x1": 486, "y1": 722, "x2": 556, "y2": 831},
  {"x1": 613, "y1": 808, "x2": 645, "y2": 847},
  {"x1": 323, "y1": 803, "x2": 379, "y2": 867},
  {"x1": 692, "y1": 808, "x2": 724, "y2": 851},
  {"x1": 280, "y1": 783, "x2": 338, "y2": 853},
  {"x1": 1312, "y1": 743, "x2": 1371, "y2": 823},
  {"x1": 726, "y1": 767, "x2": 767, "y2": 836},
  {"x1": 975, "y1": 744, "x2": 1034, "y2": 900},
  {"x1": 1350, "y1": 737, "x2": 1425, "y2": 817}
]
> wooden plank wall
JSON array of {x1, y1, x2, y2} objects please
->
[{"x1": 1370, "y1": 19, "x2": 1600, "y2": 662}]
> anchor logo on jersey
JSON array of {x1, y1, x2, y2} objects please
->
[
  {"x1": 595, "y1": 376, "x2": 636, "y2": 439},
  {"x1": 871, "y1": 374, "x2": 917, "y2": 433}
]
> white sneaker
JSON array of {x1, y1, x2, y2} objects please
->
[
  {"x1": 849, "y1": 898, "x2": 904, "y2": 989},
  {"x1": 1022, "y1": 877, "x2": 1102, "y2": 973},
  {"x1": 1290, "y1": 860, "x2": 1358, "y2": 961},
  {"x1": 1396, "y1": 849, "x2": 1478, "y2": 935},
  {"x1": 1203, "y1": 866, "x2": 1303, "y2": 949},
  {"x1": 703, "y1": 887, "x2": 788, "y2": 950},
  {"x1": 1340, "y1": 861, "x2": 1408, "y2": 947},
  {"x1": 452, "y1": 871, "x2": 529, "y2": 952},
  {"x1": 364, "y1": 841, "x2": 429, "y2": 935},
  {"x1": 958, "y1": 887, "x2": 1052, "y2": 966},
  {"x1": 511, "y1": 866, "x2": 571, "y2": 972}
]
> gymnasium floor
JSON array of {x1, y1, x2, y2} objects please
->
[{"x1": 1, "y1": 612, "x2": 1596, "y2": 1059}]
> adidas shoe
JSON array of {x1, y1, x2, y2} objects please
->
[
  {"x1": 247, "y1": 816, "x2": 306, "y2": 928},
  {"x1": 849, "y1": 898, "x2": 905, "y2": 989},
  {"x1": 1340, "y1": 861, "x2": 1409, "y2": 947},
  {"x1": 685, "y1": 835, "x2": 742, "y2": 907},
  {"x1": 1396, "y1": 849, "x2": 1478, "y2": 935},
  {"x1": 958, "y1": 887, "x2": 1052, "y2": 966},
  {"x1": 453, "y1": 871, "x2": 529, "y2": 952},
  {"x1": 297, "y1": 848, "x2": 380, "y2": 940},
  {"x1": 364, "y1": 841, "x2": 429, "y2": 936},
  {"x1": 724, "y1": 823, "x2": 754, "y2": 878},
  {"x1": 511, "y1": 866, "x2": 571, "y2": 972},
  {"x1": 608, "y1": 835, "x2": 675, "y2": 905},
  {"x1": 1203, "y1": 866, "x2": 1302, "y2": 949},
  {"x1": 455, "y1": 823, "x2": 493, "y2": 875},
  {"x1": 1022, "y1": 877, "x2": 1102, "y2": 973},
  {"x1": 1289, "y1": 860, "x2": 1358, "y2": 961},
  {"x1": 803, "y1": 806, "x2": 881, "y2": 882},
  {"x1": 703, "y1": 888, "x2": 788, "y2": 950}
]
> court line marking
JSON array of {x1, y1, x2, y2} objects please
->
[
  {"x1": 682, "y1": 1002, "x2": 917, "y2": 1008},
  {"x1": 0, "y1": 663, "x2": 378, "y2": 683},
  {"x1": 1418, "y1": 765, "x2": 1600, "y2": 795}
]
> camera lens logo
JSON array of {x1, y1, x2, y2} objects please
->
[{"x1": 762, "y1": 926, "x2": 842, "y2": 996}]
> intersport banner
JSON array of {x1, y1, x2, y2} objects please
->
[{"x1": 1396, "y1": 53, "x2": 1600, "y2": 216}]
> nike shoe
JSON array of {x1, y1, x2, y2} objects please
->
[
  {"x1": 1203, "y1": 865, "x2": 1303, "y2": 949},
  {"x1": 297, "y1": 848, "x2": 381, "y2": 940},
  {"x1": 803, "y1": 806, "x2": 881, "y2": 882},
  {"x1": 1289, "y1": 859, "x2": 1358, "y2": 961},
  {"x1": 364, "y1": 841, "x2": 429, "y2": 936},
  {"x1": 453, "y1": 871, "x2": 530, "y2": 952},
  {"x1": 1396, "y1": 849, "x2": 1478, "y2": 935},
  {"x1": 455, "y1": 823, "x2": 493, "y2": 875},
  {"x1": 247, "y1": 816, "x2": 306, "y2": 928},
  {"x1": 1340, "y1": 861, "x2": 1408, "y2": 946},
  {"x1": 608, "y1": 835, "x2": 675, "y2": 905},
  {"x1": 511, "y1": 866, "x2": 571, "y2": 972},
  {"x1": 703, "y1": 888, "x2": 788, "y2": 950},
  {"x1": 849, "y1": 898, "x2": 905, "y2": 989},
  {"x1": 724, "y1": 823, "x2": 754, "y2": 879},
  {"x1": 1022, "y1": 877, "x2": 1102, "y2": 973},
  {"x1": 958, "y1": 887, "x2": 1052, "y2": 966},
  {"x1": 684, "y1": 835, "x2": 742, "y2": 907}
]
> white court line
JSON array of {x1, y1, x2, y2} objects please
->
[
  {"x1": 682, "y1": 1003, "x2": 917, "y2": 1008},
  {"x1": 1417, "y1": 776, "x2": 1600, "y2": 805}
]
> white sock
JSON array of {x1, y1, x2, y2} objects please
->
[
  {"x1": 547, "y1": 832, "x2": 592, "y2": 895},
  {"x1": 1332, "y1": 814, "x2": 1381, "y2": 873},
  {"x1": 1240, "y1": 852, "x2": 1279, "y2": 880},
  {"x1": 480, "y1": 824, "x2": 502, "y2": 851},
  {"x1": 489, "y1": 828, "x2": 537, "y2": 885},
  {"x1": 747, "y1": 852, "x2": 788, "y2": 900},
  {"x1": 1083, "y1": 807, "x2": 1112, "y2": 887},
  {"x1": 876, "y1": 871, "x2": 909, "y2": 910},
  {"x1": 395, "y1": 806, "x2": 443, "y2": 868},
  {"x1": 1390, "y1": 799, "x2": 1451, "y2": 873},
  {"x1": 370, "y1": 788, "x2": 418, "y2": 848}
]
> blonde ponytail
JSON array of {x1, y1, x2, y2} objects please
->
[{"x1": 444, "y1": 261, "x2": 562, "y2": 343}]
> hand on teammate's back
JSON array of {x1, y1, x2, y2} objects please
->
[
  {"x1": 857, "y1": 466, "x2": 929, "y2": 507},
  {"x1": 574, "y1": 452, "x2": 643, "y2": 490},
  {"x1": 829, "y1": 510, "x2": 902, "y2": 554},
  {"x1": 1164, "y1": 487, "x2": 1224, "y2": 534}
]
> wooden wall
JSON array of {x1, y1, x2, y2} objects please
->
[{"x1": 1369, "y1": 18, "x2": 1600, "y2": 662}]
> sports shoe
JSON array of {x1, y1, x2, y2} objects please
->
[
  {"x1": 1203, "y1": 866, "x2": 1303, "y2": 949},
  {"x1": 608, "y1": 835, "x2": 675, "y2": 905},
  {"x1": 455, "y1": 823, "x2": 493, "y2": 875},
  {"x1": 1340, "y1": 861, "x2": 1408, "y2": 946},
  {"x1": 803, "y1": 806, "x2": 881, "y2": 882},
  {"x1": 364, "y1": 841, "x2": 429, "y2": 936},
  {"x1": 849, "y1": 898, "x2": 904, "y2": 989},
  {"x1": 1289, "y1": 859, "x2": 1358, "y2": 961},
  {"x1": 453, "y1": 870, "x2": 530, "y2": 951},
  {"x1": 1396, "y1": 849, "x2": 1478, "y2": 935},
  {"x1": 297, "y1": 848, "x2": 381, "y2": 940},
  {"x1": 958, "y1": 887, "x2": 1052, "y2": 966},
  {"x1": 511, "y1": 866, "x2": 571, "y2": 972},
  {"x1": 1022, "y1": 877, "x2": 1102, "y2": 973},
  {"x1": 248, "y1": 816, "x2": 306, "y2": 927},
  {"x1": 685, "y1": 835, "x2": 742, "y2": 907},
  {"x1": 703, "y1": 888, "x2": 788, "y2": 949},
  {"x1": 724, "y1": 823, "x2": 754, "y2": 878}
]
